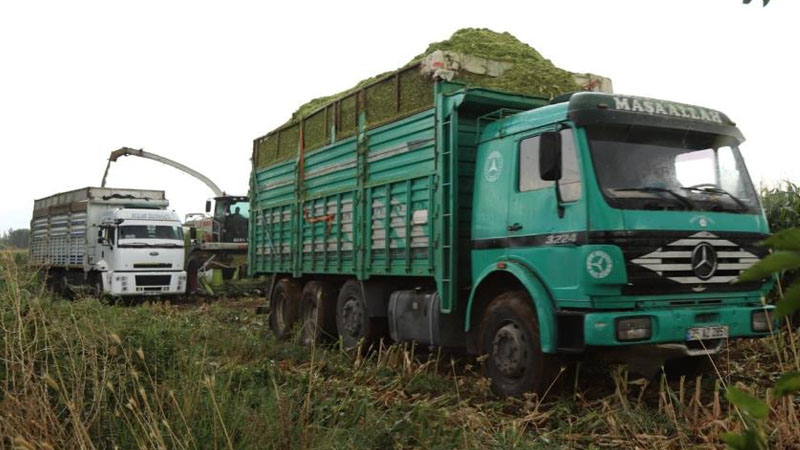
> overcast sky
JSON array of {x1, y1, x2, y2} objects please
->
[{"x1": 1, "y1": 0, "x2": 797, "y2": 231}]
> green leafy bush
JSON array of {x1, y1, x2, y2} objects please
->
[
  {"x1": 723, "y1": 228, "x2": 800, "y2": 449},
  {"x1": 761, "y1": 181, "x2": 800, "y2": 233}
]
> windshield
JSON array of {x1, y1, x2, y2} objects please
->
[
  {"x1": 586, "y1": 125, "x2": 760, "y2": 213},
  {"x1": 119, "y1": 224, "x2": 184, "y2": 243},
  {"x1": 215, "y1": 199, "x2": 250, "y2": 219},
  {"x1": 215, "y1": 199, "x2": 249, "y2": 243}
]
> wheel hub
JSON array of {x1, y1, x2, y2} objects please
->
[
  {"x1": 341, "y1": 297, "x2": 363, "y2": 337},
  {"x1": 492, "y1": 322, "x2": 528, "y2": 378}
]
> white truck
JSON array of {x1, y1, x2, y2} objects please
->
[{"x1": 30, "y1": 187, "x2": 187, "y2": 297}]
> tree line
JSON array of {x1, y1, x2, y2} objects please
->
[{"x1": 1, "y1": 228, "x2": 30, "y2": 249}]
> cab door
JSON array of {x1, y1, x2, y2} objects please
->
[
  {"x1": 471, "y1": 139, "x2": 512, "y2": 264},
  {"x1": 506, "y1": 126, "x2": 587, "y2": 301}
]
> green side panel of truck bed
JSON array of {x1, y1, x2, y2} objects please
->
[
  {"x1": 249, "y1": 82, "x2": 549, "y2": 311},
  {"x1": 251, "y1": 108, "x2": 437, "y2": 278}
]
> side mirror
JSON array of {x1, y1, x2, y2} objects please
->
[
  {"x1": 97, "y1": 229, "x2": 103, "y2": 244},
  {"x1": 539, "y1": 131, "x2": 562, "y2": 181},
  {"x1": 189, "y1": 227, "x2": 197, "y2": 240},
  {"x1": 205, "y1": 200, "x2": 212, "y2": 213}
]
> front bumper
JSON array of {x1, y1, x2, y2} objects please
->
[
  {"x1": 582, "y1": 304, "x2": 775, "y2": 347},
  {"x1": 105, "y1": 271, "x2": 187, "y2": 296}
]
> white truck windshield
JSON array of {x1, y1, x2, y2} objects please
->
[{"x1": 119, "y1": 224, "x2": 184, "y2": 241}]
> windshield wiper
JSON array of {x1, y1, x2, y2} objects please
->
[
  {"x1": 680, "y1": 186, "x2": 749, "y2": 212},
  {"x1": 611, "y1": 187, "x2": 694, "y2": 210}
]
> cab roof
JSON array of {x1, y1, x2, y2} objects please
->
[{"x1": 480, "y1": 92, "x2": 743, "y2": 143}]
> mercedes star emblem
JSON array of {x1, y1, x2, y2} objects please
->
[{"x1": 691, "y1": 242, "x2": 717, "y2": 280}]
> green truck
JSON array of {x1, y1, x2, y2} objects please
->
[{"x1": 249, "y1": 65, "x2": 774, "y2": 396}]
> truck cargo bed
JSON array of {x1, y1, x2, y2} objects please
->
[
  {"x1": 30, "y1": 187, "x2": 167, "y2": 268},
  {"x1": 250, "y1": 82, "x2": 548, "y2": 310},
  {"x1": 252, "y1": 108, "x2": 436, "y2": 277}
]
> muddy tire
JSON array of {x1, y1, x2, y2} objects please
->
[
  {"x1": 299, "y1": 280, "x2": 338, "y2": 345},
  {"x1": 479, "y1": 291, "x2": 559, "y2": 397},
  {"x1": 56, "y1": 271, "x2": 74, "y2": 300},
  {"x1": 336, "y1": 280, "x2": 384, "y2": 349},
  {"x1": 269, "y1": 278, "x2": 302, "y2": 340},
  {"x1": 45, "y1": 269, "x2": 60, "y2": 294}
]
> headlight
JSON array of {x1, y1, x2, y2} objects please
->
[
  {"x1": 752, "y1": 309, "x2": 774, "y2": 332},
  {"x1": 616, "y1": 317, "x2": 652, "y2": 341}
]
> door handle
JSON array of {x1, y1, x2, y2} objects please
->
[{"x1": 507, "y1": 223, "x2": 523, "y2": 232}]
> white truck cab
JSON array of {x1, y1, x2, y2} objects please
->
[
  {"x1": 30, "y1": 187, "x2": 187, "y2": 297},
  {"x1": 95, "y1": 208, "x2": 187, "y2": 295}
]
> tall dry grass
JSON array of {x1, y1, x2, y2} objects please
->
[
  {"x1": 0, "y1": 253, "x2": 274, "y2": 449},
  {"x1": 2, "y1": 250, "x2": 800, "y2": 449}
]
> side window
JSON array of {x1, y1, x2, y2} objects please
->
[
  {"x1": 560, "y1": 129, "x2": 582, "y2": 202},
  {"x1": 718, "y1": 146, "x2": 742, "y2": 195},
  {"x1": 518, "y1": 129, "x2": 582, "y2": 202},
  {"x1": 519, "y1": 136, "x2": 546, "y2": 192},
  {"x1": 101, "y1": 226, "x2": 115, "y2": 245}
]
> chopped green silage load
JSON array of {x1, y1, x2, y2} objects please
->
[
  {"x1": 417, "y1": 28, "x2": 580, "y2": 98},
  {"x1": 255, "y1": 28, "x2": 586, "y2": 168}
]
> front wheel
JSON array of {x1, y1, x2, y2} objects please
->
[
  {"x1": 479, "y1": 291, "x2": 560, "y2": 397},
  {"x1": 92, "y1": 274, "x2": 106, "y2": 300}
]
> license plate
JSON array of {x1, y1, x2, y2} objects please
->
[{"x1": 686, "y1": 326, "x2": 728, "y2": 341}]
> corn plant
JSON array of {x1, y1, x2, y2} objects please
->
[
  {"x1": 723, "y1": 228, "x2": 800, "y2": 449},
  {"x1": 761, "y1": 181, "x2": 800, "y2": 233}
]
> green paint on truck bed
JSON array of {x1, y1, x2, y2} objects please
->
[{"x1": 249, "y1": 83, "x2": 549, "y2": 312}]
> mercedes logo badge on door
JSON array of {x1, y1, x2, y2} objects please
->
[{"x1": 691, "y1": 242, "x2": 717, "y2": 280}]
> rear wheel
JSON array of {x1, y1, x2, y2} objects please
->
[
  {"x1": 479, "y1": 291, "x2": 559, "y2": 397},
  {"x1": 269, "y1": 278, "x2": 302, "y2": 339},
  {"x1": 299, "y1": 280, "x2": 338, "y2": 345},
  {"x1": 45, "y1": 269, "x2": 59, "y2": 294},
  {"x1": 336, "y1": 281, "x2": 384, "y2": 348},
  {"x1": 56, "y1": 271, "x2": 74, "y2": 300}
]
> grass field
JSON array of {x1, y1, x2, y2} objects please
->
[{"x1": 2, "y1": 252, "x2": 799, "y2": 449}]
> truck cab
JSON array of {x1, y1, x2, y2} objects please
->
[
  {"x1": 469, "y1": 92, "x2": 773, "y2": 390},
  {"x1": 249, "y1": 77, "x2": 776, "y2": 396},
  {"x1": 95, "y1": 208, "x2": 187, "y2": 296},
  {"x1": 210, "y1": 195, "x2": 250, "y2": 244}
]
